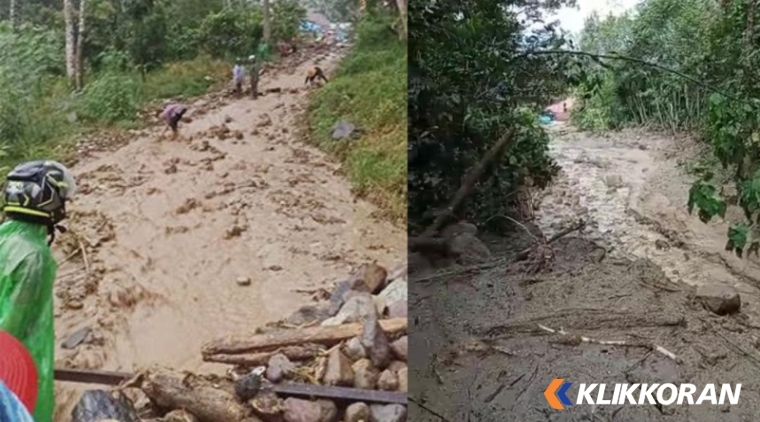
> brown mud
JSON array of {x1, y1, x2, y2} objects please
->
[
  {"x1": 51, "y1": 47, "x2": 406, "y2": 420},
  {"x1": 409, "y1": 122, "x2": 760, "y2": 421}
]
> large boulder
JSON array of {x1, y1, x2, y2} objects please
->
[
  {"x1": 448, "y1": 233, "x2": 491, "y2": 265},
  {"x1": 696, "y1": 284, "x2": 741, "y2": 315}
]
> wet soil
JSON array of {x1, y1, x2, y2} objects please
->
[
  {"x1": 52, "y1": 48, "x2": 406, "y2": 420},
  {"x1": 409, "y1": 123, "x2": 760, "y2": 421}
]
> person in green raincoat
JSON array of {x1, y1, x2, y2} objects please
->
[{"x1": 0, "y1": 160, "x2": 77, "y2": 422}]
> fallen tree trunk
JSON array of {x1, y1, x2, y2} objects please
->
[
  {"x1": 204, "y1": 344, "x2": 324, "y2": 365},
  {"x1": 142, "y1": 371, "x2": 258, "y2": 422},
  {"x1": 421, "y1": 131, "x2": 515, "y2": 238},
  {"x1": 202, "y1": 318, "x2": 407, "y2": 357}
]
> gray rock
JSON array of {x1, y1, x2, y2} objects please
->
[
  {"x1": 62, "y1": 326, "x2": 92, "y2": 350},
  {"x1": 345, "y1": 402, "x2": 370, "y2": 422},
  {"x1": 377, "y1": 370, "x2": 399, "y2": 391},
  {"x1": 236, "y1": 276, "x2": 252, "y2": 286},
  {"x1": 448, "y1": 233, "x2": 491, "y2": 265},
  {"x1": 249, "y1": 390, "x2": 282, "y2": 421},
  {"x1": 351, "y1": 358, "x2": 373, "y2": 373},
  {"x1": 386, "y1": 301, "x2": 406, "y2": 318},
  {"x1": 331, "y1": 120, "x2": 357, "y2": 140},
  {"x1": 377, "y1": 280, "x2": 407, "y2": 312},
  {"x1": 321, "y1": 293, "x2": 375, "y2": 326},
  {"x1": 316, "y1": 399, "x2": 338, "y2": 422},
  {"x1": 397, "y1": 368, "x2": 407, "y2": 393},
  {"x1": 696, "y1": 284, "x2": 741, "y2": 315},
  {"x1": 360, "y1": 314, "x2": 392, "y2": 369},
  {"x1": 369, "y1": 404, "x2": 407, "y2": 422},
  {"x1": 390, "y1": 336, "x2": 407, "y2": 361},
  {"x1": 267, "y1": 353, "x2": 296, "y2": 383},
  {"x1": 284, "y1": 398, "x2": 322, "y2": 422},
  {"x1": 322, "y1": 348, "x2": 354, "y2": 386},
  {"x1": 343, "y1": 337, "x2": 367, "y2": 361}
]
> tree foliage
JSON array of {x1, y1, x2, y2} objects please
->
[
  {"x1": 408, "y1": 0, "x2": 576, "y2": 233},
  {"x1": 574, "y1": 0, "x2": 760, "y2": 257}
]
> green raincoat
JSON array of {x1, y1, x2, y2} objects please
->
[{"x1": 0, "y1": 219, "x2": 56, "y2": 422}]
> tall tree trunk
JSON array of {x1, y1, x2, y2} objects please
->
[
  {"x1": 63, "y1": 0, "x2": 76, "y2": 84},
  {"x1": 262, "y1": 0, "x2": 271, "y2": 43},
  {"x1": 10, "y1": 0, "x2": 18, "y2": 31},
  {"x1": 395, "y1": 0, "x2": 407, "y2": 40},
  {"x1": 74, "y1": 0, "x2": 86, "y2": 90}
]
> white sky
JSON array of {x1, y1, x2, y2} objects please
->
[{"x1": 547, "y1": 0, "x2": 642, "y2": 36}]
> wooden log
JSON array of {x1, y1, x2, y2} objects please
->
[
  {"x1": 202, "y1": 318, "x2": 407, "y2": 357},
  {"x1": 142, "y1": 371, "x2": 258, "y2": 422},
  {"x1": 204, "y1": 344, "x2": 324, "y2": 365}
]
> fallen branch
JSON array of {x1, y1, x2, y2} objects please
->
[
  {"x1": 421, "y1": 131, "x2": 516, "y2": 238},
  {"x1": 204, "y1": 344, "x2": 324, "y2": 366},
  {"x1": 537, "y1": 324, "x2": 681, "y2": 364},
  {"x1": 411, "y1": 220, "x2": 585, "y2": 284},
  {"x1": 409, "y1": 396, "x2": 454, "y2": 422},
  {"x1": 202, "y1": 318, "x2": 407, "y2": 356}
]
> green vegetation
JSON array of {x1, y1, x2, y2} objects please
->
[
  {"x1": 307, "y1": 14, "x2": 407, "y2": 224},
  {"x1": 408, "y1": 0, "x2": 574, "y2": 233},
  {"x1": 572, "y1": 0, "x2": 760, "y2": 257},
  {"x1": 0, "y1": 0, "x2": 306, "y2": 175}
]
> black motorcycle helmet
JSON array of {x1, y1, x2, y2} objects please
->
[{"x1": 2, "y1": 160, "x2": 76, "y2": 244}]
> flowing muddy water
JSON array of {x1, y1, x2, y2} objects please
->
[
  {"x1": 535, "y1": 123, "x2": 760, "y2": 322},
  {"x1": 409, "y1": 123, "x2": 760, "y2": 421},
  {"x1": 52, "y1": 49, "x2": 406, "y2": 420}
]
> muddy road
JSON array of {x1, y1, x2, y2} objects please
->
[
  {"x1": 410, "y1": 123, "x2": 760, "y2": 421},
  {"x1": 52, "y1": 49, "x2": 405, "y2": 420}
]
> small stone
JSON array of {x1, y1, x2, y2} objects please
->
[
  {"x1": 283, "y1": 398, "x2": 322, "y2": 422},
  {"x1": 390, "y1": 336, "x2": 407, "y2": 361},
  {"x1": 360, "y1": 314, "x2": 392, "y2": 369},
  {"x1": 236, "y1": 277, "x2": 252, "y2": 286},
  {"x1": 353, "y1": 365, "x2": 378, "y2": 390},
  {"x1": 386, "y1": 301, "x2": 407, "y2": 318},
  {"x1": 322, "y1": 348, "x2": 354, "y2": 386},
  {"x1": 369, "y1": 404, "x2": 407, "y2": 422},
  {"x1": 164, "y1": 410, "x2": 198, "y2": 422},
  {"x1": 316, "y1": 399, "x2": 338, "y2": 422},
  {"x1": 61, "y1": 326, "x2": 92, "y2": 350},
  {"x1": 66, "y1": 300, "x2": 84, "y2": 310},
  {"x1": 440, "y1": 221, "x2": 478, "y2": 239},
  {"x1": 345, "y1": 402, "x2": 370, "y2": 422},
  {"x1": 344, "y1": 337, "x2": 367, "y2": 361},
  {"x1": 605, "y1": 174, "x2": 624, "y2": 188},
  {"x1": 250, "y1": 390, "x2": 283, "y2": 421},
  {"x1": 397, "y1": 368, "x2": 407, "y2": 392},
  {"x1": 377, "y1": 370, "x2": 399, "y2": 391},
  {"x1": 696, "y1": 284, "x2": 741, "y2": 315},
  {"x1": 267, "y1": 353, "x2": 296, "y2": 383}
]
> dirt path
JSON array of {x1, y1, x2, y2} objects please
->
[
  {"x1": 52, "y1": 49, "x2": 405, "y2": 420},
  {"x1": 409, "y1": 123, "x2": 760, "y2": 421}
]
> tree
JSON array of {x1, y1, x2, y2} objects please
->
[
  {"x1": 75, "y1": 0, "x2": 86, "y2": 89},
  {"x1": 395, "y1": 0, "x2": 406, "y2": 40},
  {"x1": 262, "y1": 0, "x2": 271, "y2": 42},
  {"x1": 63, "y1": 0, "x2": 76, "y2": 82},
  {"x1": 10, "y1": 0, "x2": 18, "y2": 30}
]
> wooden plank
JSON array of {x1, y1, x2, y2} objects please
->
[
  {"x1": 202, "y1": 318, "x2": 407, "y2": 356},
  {"x1": 54, "y1": 368, "x2": 407, "y2": 404}
]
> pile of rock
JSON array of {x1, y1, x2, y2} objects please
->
[{"x1": 205, "y1": 262, "x2": 409, "y2": 422}]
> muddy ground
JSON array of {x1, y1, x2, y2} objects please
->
[
  {"x1": 409, "y1": 123, "x2": 760, "y2": 421},
  {"x1": 51, "y1": 47, "x2": 406, "y2": 420}
]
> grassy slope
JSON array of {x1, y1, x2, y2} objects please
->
[
  {"x1": 306, "y1": 18, "x2": 407, "y2": 225},
  {"x1": 0, "y1": 56, "x2": 229, "y2": 174}
]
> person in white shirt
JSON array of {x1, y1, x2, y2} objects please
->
[{"x1": 232, "y1": 59, "x2": 245, "y2": 97}]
